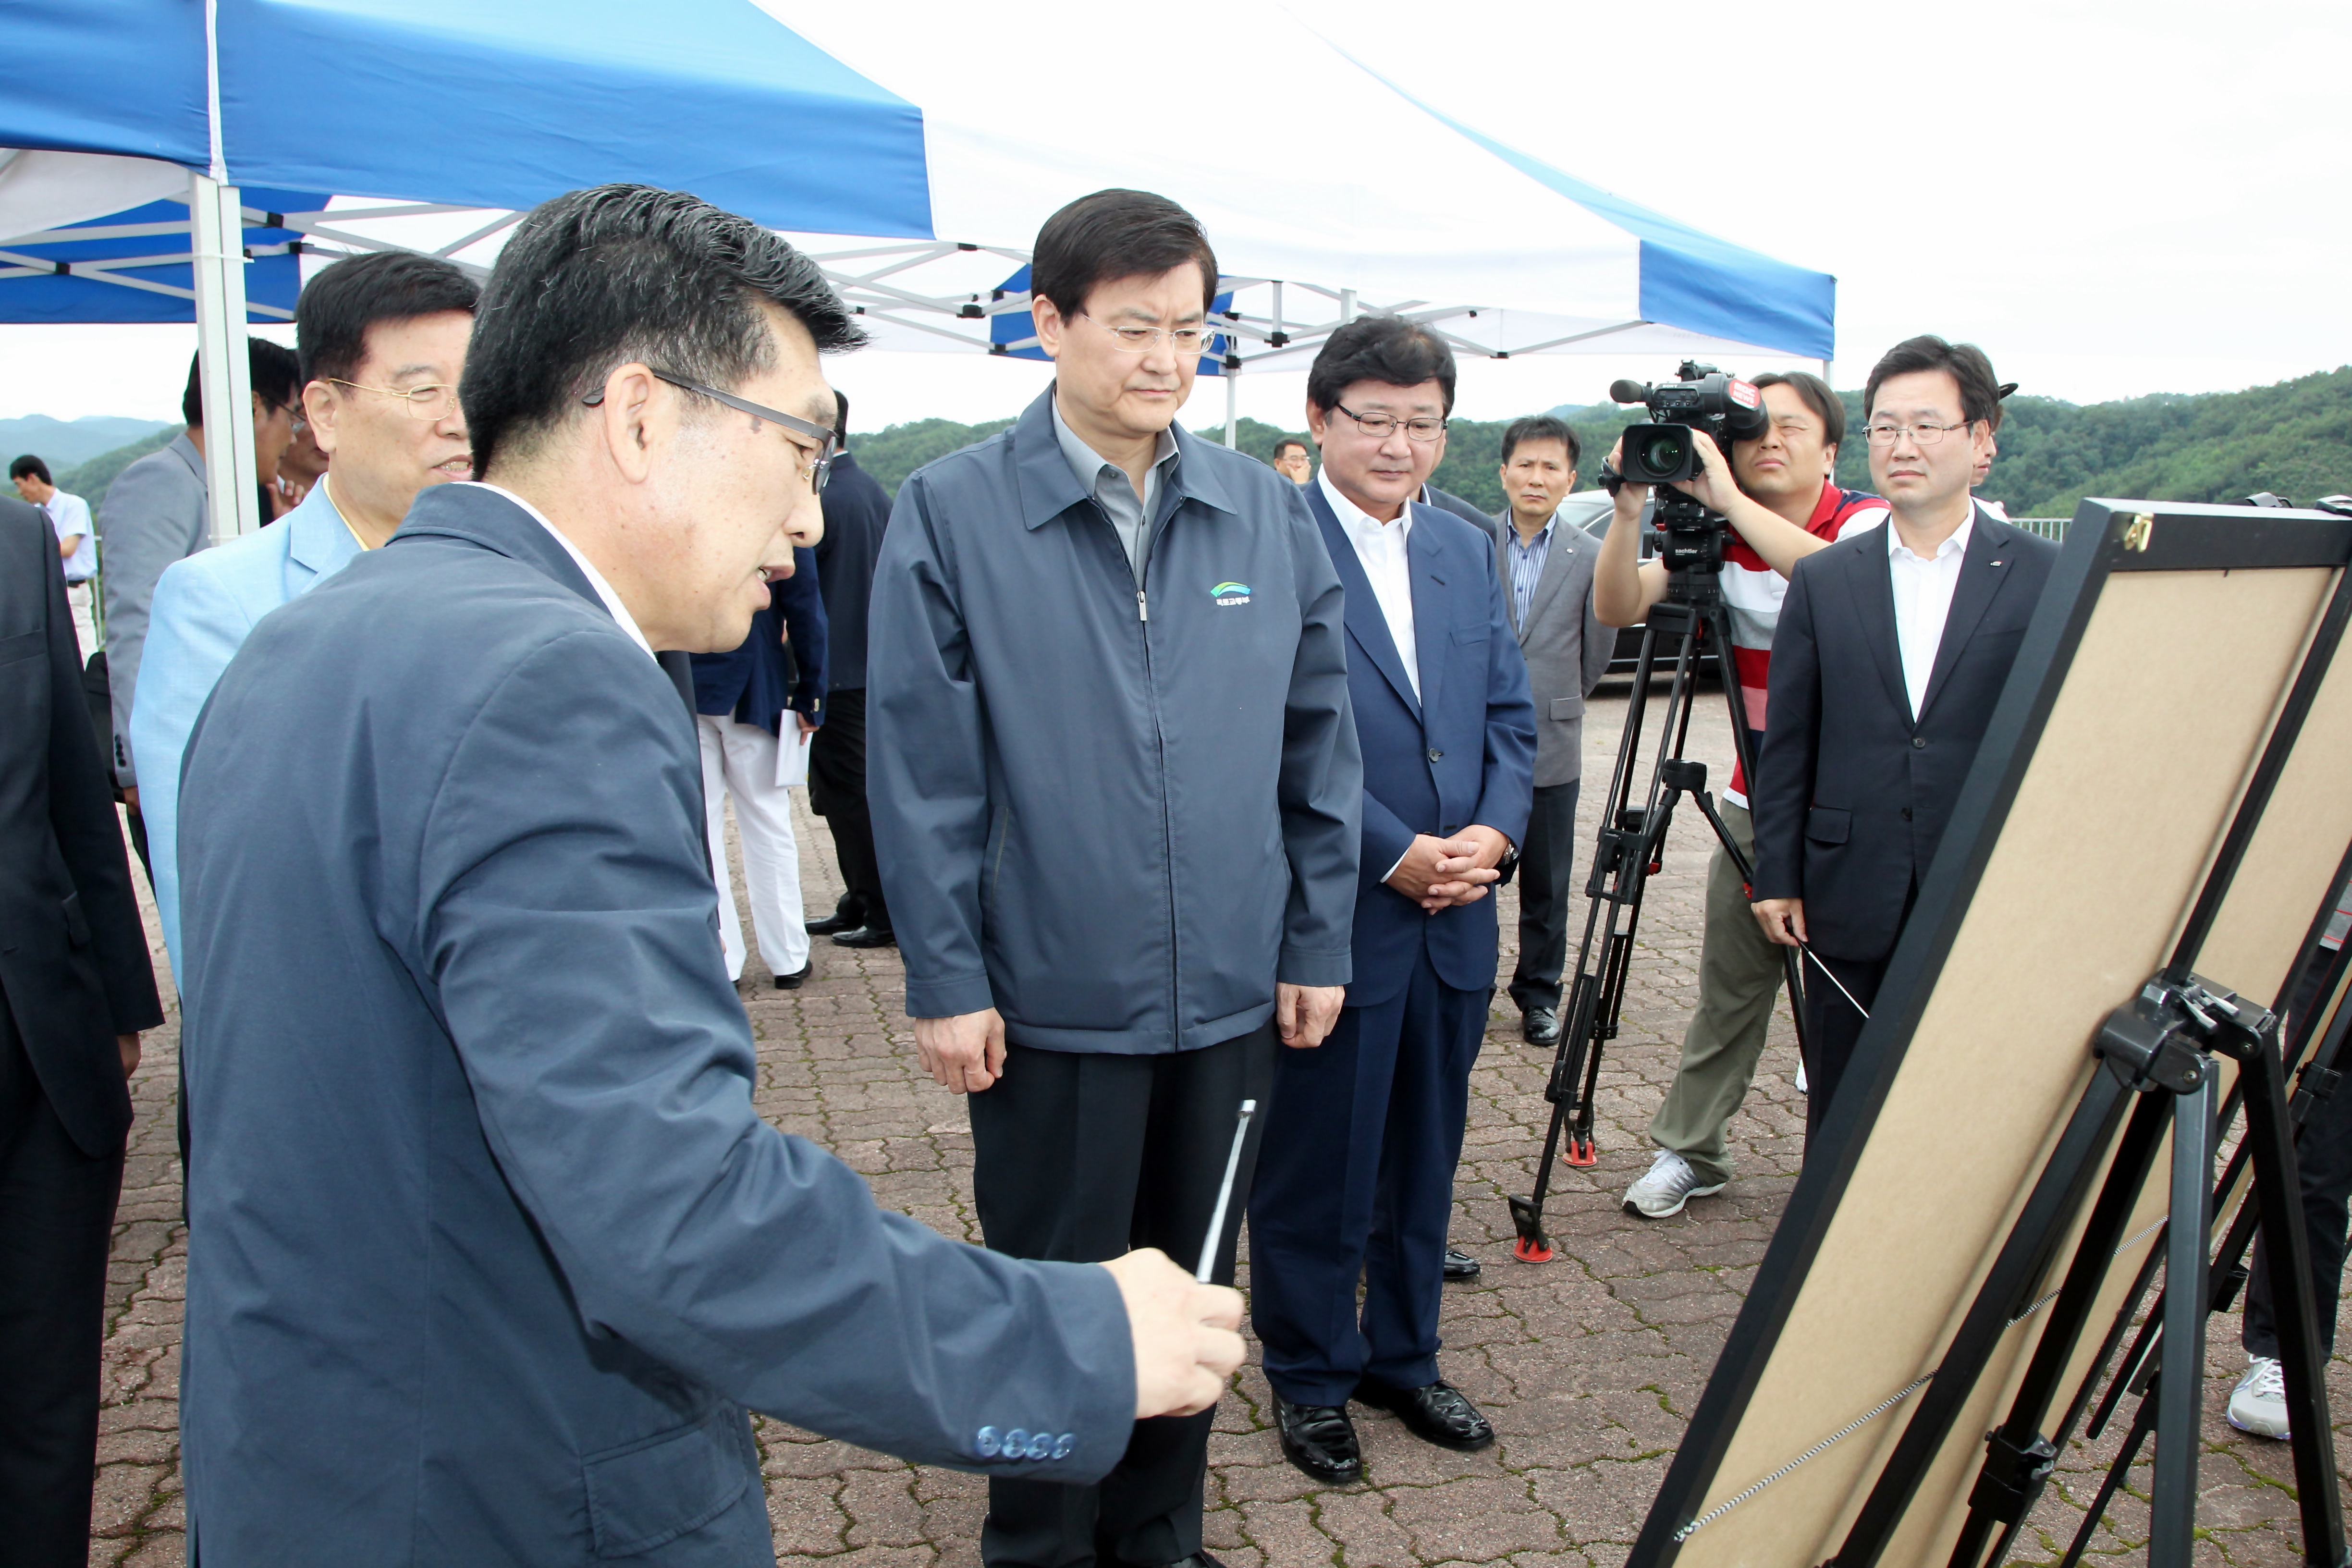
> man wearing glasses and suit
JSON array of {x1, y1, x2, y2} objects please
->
[
  {"x1": 1751, "y1": 336, "x2": 2057, "y2": 1126},
  {"x1": 1248, "y1": 315, "x2": 1534, "y2": 1485}
]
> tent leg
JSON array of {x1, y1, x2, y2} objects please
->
[
  {"x1": 190, "y1": 171, "x2": 262, "y2": 543},
  {"x1": 1225, "y1": 370, "x2": 1238, "y2": 449}
]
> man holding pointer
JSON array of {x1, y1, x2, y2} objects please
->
[{"x1": 174, "y1": 185, "x2": 1242, "y2": 1566}]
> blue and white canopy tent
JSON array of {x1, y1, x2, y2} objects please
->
[{"x1": 0, "y1": 0, "x2": 1834, "y2": 531}]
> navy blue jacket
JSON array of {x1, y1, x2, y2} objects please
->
[
  {"x1": 1751, "y1": 504, "x2": 2057, "y2": 962},
  {"x1": 868, "y1": 387, "x2": 1362, "y2": 1052},
  {"x1": 690, "y1": 546, "x2": 826, "y2": 732},
  {"x1": 813, "y1": 448, "x2": 890, "y2": 690},
  {"x1": 1307, "y1": 486, "x2": 1535, "y2": 1006},
  {"x1": 174, "y1": 484, "x2": 1133, "y2": 1564}
]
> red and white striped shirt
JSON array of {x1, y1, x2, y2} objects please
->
[{"x1": 1723, "y1": 480, "x2": 1889, "y2": 807}]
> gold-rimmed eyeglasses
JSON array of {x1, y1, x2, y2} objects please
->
[
  {"x1": 1079, "y1": 314, "x2": 1219, "y2": 356},
  {"x1": 330, "y1": 378, "x2": 462, "y2": 422}
]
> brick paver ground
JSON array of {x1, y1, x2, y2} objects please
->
[{"x1": 88, "y1": 686, "x2": 2352, "y2": 1567}]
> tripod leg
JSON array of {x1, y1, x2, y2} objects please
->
[
  {"x1": 2238, "y1": 1024, "x2": 2351, "y2": 1567},
  {"x1": 2057, "y1": 1399, "x2": 2155, "y2": 1568},
  {"x1": 2150, "y1": 1075, "x2": 2216, "y2": 1568}
]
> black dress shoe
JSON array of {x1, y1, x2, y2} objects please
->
[
  {"x1": 805, "y1": 902, "x2": 863, "y2": 937},
  {"x1": 1443, "y1": 1246, "x2": 1481, "y2": 1281},
  {"x1": 1352, "y1": 1376, "x2": 1494, "y2": 1452},
  {"x1": 1522, "y1": 1007, "x2": 1561, "y2": 1047},
  {"x1": 1118, "y1": 1555, "x2": 1228, "y2": 1568},
  {"x1": 1273, "y1": 1392, "x2": 1361, "y2": 1483},
  {"x1": 831, "y1": 925, "x2": 896, "y2": 949},
  {"x1": 773, "y1": 961, "x2": 811, "y2": 990}
]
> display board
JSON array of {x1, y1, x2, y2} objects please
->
[{"x1": 1634, "y1": 499, "x2": 2352, "y2": 1568}]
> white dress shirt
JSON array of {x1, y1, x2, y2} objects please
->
[
  {"x1": 1320, "y1": 468, "x2": 1418, "y2": 699},
  {"x1": 464, "y1": 482, "x2": 654, "y2": 657},
  {"x1": 44, "y1": 489, "x2": 96, "y2": 582},
  {"x1": 1886, "y1": 503, "x2": 1976, "y2": 718}
]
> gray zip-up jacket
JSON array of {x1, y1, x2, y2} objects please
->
[{"x1": 869, "y1": 388, "x2": 1361, "y2": 1054}]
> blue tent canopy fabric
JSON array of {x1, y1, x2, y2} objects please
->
[
  {"x1": 987, "y1": 264, "x2": 1237, "y2": 374},
  {"x1": 0, "y1": 0, "x2": 933, "y2": 239},
  {"x1": 0, "y1": 187, "x2": 315, "y2": 324}
]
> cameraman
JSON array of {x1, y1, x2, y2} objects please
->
[{"x1": 1589, "y1": 372, "x2": 1887, "y2": 1219}]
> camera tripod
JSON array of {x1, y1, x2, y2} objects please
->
[{"x1": 1508, "y1": 495, "x2": 1826, "y2": 1264}]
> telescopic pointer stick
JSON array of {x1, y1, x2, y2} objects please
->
[{"x1": 1195, "y1": 1100, "x2": 1258, "y2": 1282}]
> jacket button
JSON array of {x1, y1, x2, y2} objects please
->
[
  {"x1": 976, "y1": 1426, "x2": 1002, "y2": 1457},
  {"x1": 1428, "y1": 748, "x2": 1443, "y2": 761},
  {"x1": 1004, "y1": 1428, "x2": 1029, "y2": 1458},
  {"x1": 1911, "y1": 736, "x2": 1927, "y2": 749},
  {"x1": 1052, "y1": 1433, "x2": 1076, "y2": 1459},
  {"x1": 1024, "y1": 1431, "x2": 1053, "y2": 1460}
]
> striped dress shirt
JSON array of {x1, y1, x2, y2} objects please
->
[{"x1": 1506, "y1": 512, "x2": 1556, "y2": 629}]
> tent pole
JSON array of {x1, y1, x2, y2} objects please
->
[
  {"x1": 189, "y1": 171, "x2": 262, "y2": 544},
  {"x1": 1225, "y1": 368, "x2": 1238, "y2": 449},
  {"x1": 1822, "y1": 357, "x2": 1835, "y2": 387},
  {"x1": 1340, "y1": 288, "x2": 1357, "y2": 324}
]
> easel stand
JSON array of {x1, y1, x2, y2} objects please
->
[
  {"x1": 1821, "y1": 972, "x2": 2348, "y2": 1568},
  {"x1": 1509, "y1": 498, "x2": 1811, "y2": 1263}
]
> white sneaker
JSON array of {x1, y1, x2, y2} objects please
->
[
  {"x1": 2228, "y1": 1355, "x2": 2290, "y2": 1439},
  {"x1": 1622, "y1": 1150, "x2": 1727, "y2": 1220}
]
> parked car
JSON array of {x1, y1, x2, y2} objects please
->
[{"x1": 1560, "y1": 493, "x2": 1720, "y2": 685}]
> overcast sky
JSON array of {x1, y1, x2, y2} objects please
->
[{"x1": 3, "y1": 0, "x2": 2343, "y2": 438}]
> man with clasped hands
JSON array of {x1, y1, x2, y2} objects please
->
[{"x1": 172, "y1": 184, "x2": 1243, "y2": 1566}]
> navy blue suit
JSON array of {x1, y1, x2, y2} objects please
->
[
  {"x1": 1249, "y1": 486, "x2": 1533, "y2": 1405},
  {"x1": 174, "y1": 485, "x2": 1134, "y2": 1565},
  {"x1": 689, "y1": 546, "x2": 826, "y2": 730}
]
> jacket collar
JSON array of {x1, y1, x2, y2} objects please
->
[
  {"x1": 1010, "y1": 384, "x2": 1239, "y2": 533},
  {"x1": 1917, "y1": 503, "x2": 2023, "y2": 723},
  {"x1": 1304, "y1": 477, "x2": 1421, "y2": 719},
  {"x1": 282, "y1": 478, "x2": 362, "y2": 578},
  {"x1": 167, "y1": 432, "x2": 203, "y2": 482},
  {"x1": 1498, "y1": 508, "x2": 1581, "y2": 642},
  {"x1": 386, "y1": 479, "x2": 608, "y2": 622}
]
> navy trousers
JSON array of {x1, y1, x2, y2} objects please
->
[{"x1": 1249, "y1": 950, "x2": 1486, "y2": 1406}]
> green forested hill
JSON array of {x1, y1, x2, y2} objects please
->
[{"x1": 853, "y1": 368, "x2": 2352, "y2": 520}]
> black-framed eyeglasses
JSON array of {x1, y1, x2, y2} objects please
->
[
  {"x1": 583, "y1": 369, "x2": 839, "y2": 490},
  {"x1": 1333, "y1": 402, "x2": 1447, "y2": 443}
]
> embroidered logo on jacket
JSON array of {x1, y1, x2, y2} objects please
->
[{"x1": 1211, "y1": 581, "x2": 1252, "y2": 606}]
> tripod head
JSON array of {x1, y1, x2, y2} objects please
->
[{"x1": 1653, "y1": 486, "x2": 1734, "y2": 608}]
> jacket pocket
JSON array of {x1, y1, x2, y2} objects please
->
[
  {"x1": 582, "y1": 1405, "x2": 754, "y2": 1559},
  {"x1": 62, "y1": 891, "x2": 92, "y2": 948},
  {"x1": 0, "y1": 628, "x2": 40, "y2": 669},
  {"x1": 1549, "y1": 696, "x2": 1584, "y2": 723},
  {"x1": 1805, "y1": 807, "x2": 1851, "y2": 845},
  {"x1": 1451, "y1": 624, "x2": 1489, "y2": 645}
]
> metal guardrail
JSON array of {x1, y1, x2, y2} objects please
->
[{"x1": 2011, "y1": 517, "x2": 2069, "y2": 541}]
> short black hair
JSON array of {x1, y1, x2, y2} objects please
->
[
  {"x1": 462, "y1": 184, "x2": 864, "y2": 475},
  {"x1": 296, "y1": 249, "x2": 478, "y2": 389},
  {"x1": 9, "y1": 454, "x2": 50, "y2": 484},
  {"x1": 834, "y1": 389, "x2": 850, "y2": 445},
  {"x1": 1863, "y1": 335, "x2": 2001, "y2": 429},
  {"x1": 1272, "y1": 437, "x2": 1309, "y2": 460},
  {"x1": 1749, "y1": 370, "x2": 1845, "y2": 450},
  {"x1": 1500, "y1": 415, "x2": 1579, "y2": 470},
  {"x1": 180, "y1": 339, "x2": 302, "y2": 428},
  {"x1": 1306, "y1": 314, "x2": 1457, "y2": 416},
  {"x1": 1029, "y1": 189, "x2": 1218, "y2": 321}
]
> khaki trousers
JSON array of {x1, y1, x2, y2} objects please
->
[{"x1": 1643, "y1": 802, "x2": 1790, "y2": 1186}]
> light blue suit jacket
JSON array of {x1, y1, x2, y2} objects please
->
[{"x1": 132, "y1": 481, "x2": 362, "y2": 980}]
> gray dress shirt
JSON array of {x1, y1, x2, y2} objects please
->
[{"x1": 1051, "y1": 392, "x2": 1178, "y2": 585}]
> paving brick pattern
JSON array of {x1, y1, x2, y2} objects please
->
[{"x1": 88, "y1": 688, "x2": 2352, "y2": 1567}]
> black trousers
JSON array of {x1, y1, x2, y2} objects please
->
[
  {"x1": 1251, "y1": 953, "x2": 1484, "y2": 1404},
  {"x1": 807, "y1": 687, "x2": 888, "y2": 931},
  {"x1": 1506, "y1": 779, "x2": 1581, "y2": 1015},
  {"x1": 966, "y1": 1026, "x2": 1276, "y2": 1568},
  {"x1": 1801, "y1": 949, "x2": 1890, "y2": 1145},
  {"x1": 0, "y1": 994, "x2": 126, "y2": 1566},
  {"x1": 2242, "y1": 949, "x2": 2352, "y2": 1360}
]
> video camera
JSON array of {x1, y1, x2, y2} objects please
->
[{"x1": 1607, "y1": 362, "x2": 1769, "y2": 487}]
